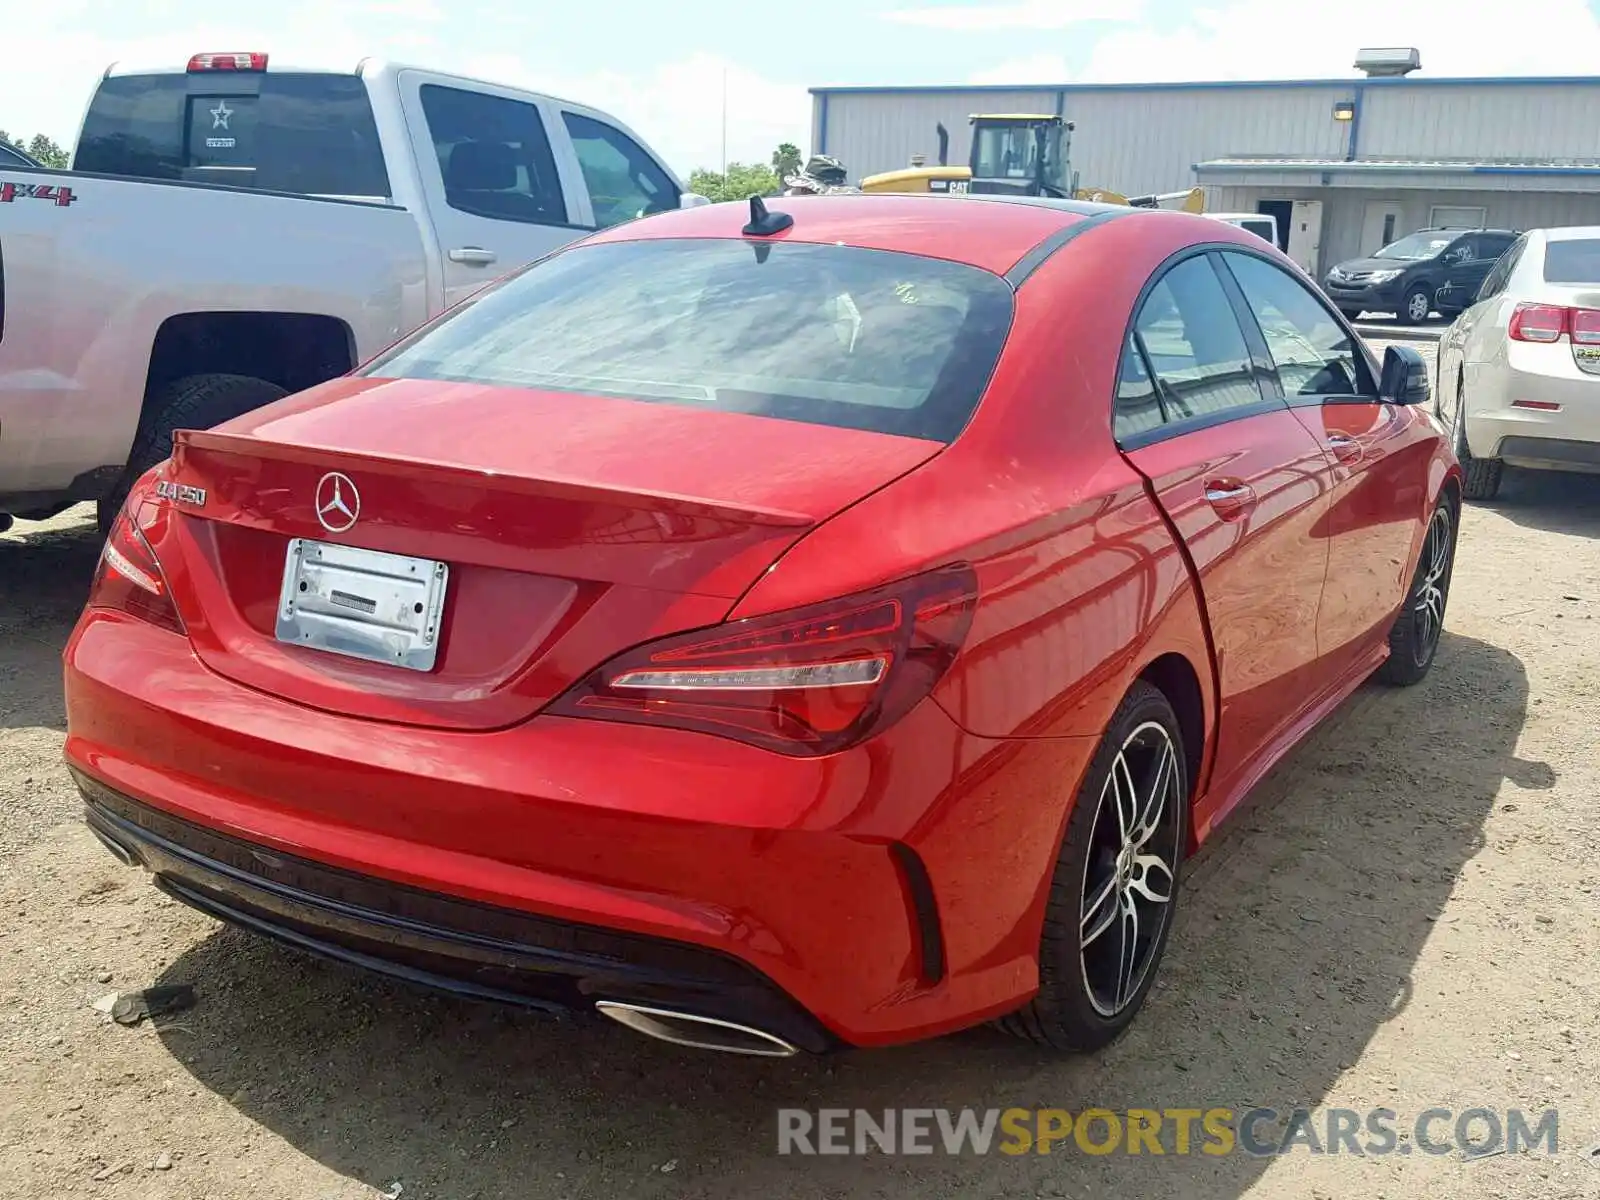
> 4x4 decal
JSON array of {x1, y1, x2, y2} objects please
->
[{"x1": 0, "y1": 180, "x2": 77, "y2": 207}]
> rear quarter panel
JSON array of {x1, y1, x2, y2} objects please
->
[
  {"x1": 725, "y1": 213, "x2": 1227, "y2": 976},
  {"x1": 0, "y1": 169, "x2": 429, "y2": 495}
]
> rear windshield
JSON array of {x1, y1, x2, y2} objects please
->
[
  {"x1": 362, "y1": 239, "x2": 1016, "y2": 442},
  {"x1": 76, "y1": 72, "x2": 389, "y2": 197},
  {"x1": 1542, "y1": 238, "x2": 1600, "y2": 284}
]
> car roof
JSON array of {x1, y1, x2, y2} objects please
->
[
  {"x1": 583, "y1": 193, "x2": 1136, "y2": 277},
  {"x1": 0, "y1": 141, "x2": 39, "y2": 168},
  {"x1": 1538, "y1": 225, "x2": 1600, "y2": 242}
]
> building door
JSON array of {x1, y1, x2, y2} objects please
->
[
  {"x1": 1256, "y1": 199, "x2": 1293, "y2": 252},
  {"x1": 1286, "y1": 200, "x2": 1324, "y2": 276},
  {"x1": 1361, "y1": 201, "x2": 1407, "y2": 255}
]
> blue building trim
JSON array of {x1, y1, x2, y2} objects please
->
[
  {"x1": 1195, "y1": 160, "x2": 1600, "y2": 177},
  {"x1": 809, "y1": 74, "x2": 1600, "y2": 97},
  {"x1": 1474, "y1": 165, "x2": 1600, "y2": 176},
  {"x1": 1345, "y1": 82, "x2": 1364, "y2": 162},
  {"x1": 818, "y1": 92, "x2": 829, "y2": 154},
  {"x1": 1054, "y1": 89, "x2": 1066, "y2": 116}
]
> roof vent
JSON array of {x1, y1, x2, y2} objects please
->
[
  {"x1": 1355, "y1": 47, "x2": 1421, "y2": 77},
  {"x1": 909, "y1": 152, "x2": 926, "y2": 167}
]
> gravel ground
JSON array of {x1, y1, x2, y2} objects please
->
[{"x1": 3, "y1": 339, "x2": 1599, "y2": 1198}]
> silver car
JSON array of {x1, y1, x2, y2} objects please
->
[{"x1": 1436, "y1": 226, "x2": 1600, "y2": 500}]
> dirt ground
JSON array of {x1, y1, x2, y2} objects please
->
[{"x1": 3, "y1": 341, "x2": 1599, "y2": 1199}]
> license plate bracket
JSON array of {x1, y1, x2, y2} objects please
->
[{"x1": 275, "y1": 539, "x2": 449, "y2": 672}]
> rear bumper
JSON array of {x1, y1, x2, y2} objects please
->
[
  {"x1": 1463, "y1": 353, "x2": 1600, "y2": 466},
  {"x1": 64, "y1": 610, "x2": 1082, "y2": 1048},
  {"x1": 77, "y1": 772, "x2": 837, "y2": 1052}
]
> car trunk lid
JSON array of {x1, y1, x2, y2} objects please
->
[{"x1": 152, "y1": 376, "x2": 943, "y2": 731}]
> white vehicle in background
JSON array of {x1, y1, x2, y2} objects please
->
[
  {"x1": 0, "y1": 52, "x2": 702, "y2": 532},
  {"x1": 1205, "y1": 211, "x2": 1279, "y2": 246},
  {"x1": 1436, "y1": 226, "x2": 1600, "y2": 500}
]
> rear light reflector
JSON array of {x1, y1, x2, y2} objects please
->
[
  {"x1": 1512, "y1": 400, "x2": 1562, "y2": 411},
  {"x1": 549, "y1": 564, "x2": 980, "y2": 757},
  {"x1": 187, "y1": 52, "x2": 268, "y2": 72},
  {"x1": 1508, "y1": 303, "x2": 1568, "y2": 343},
  {"x1": 88, "y1": 505, "x2": 185, "y2": 635}
]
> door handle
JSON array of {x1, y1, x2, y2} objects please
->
[
  {"x1": 1326, "y1": 433, "x2": 1363, "y2": 464},
  {"x1": 448, "y1": 247, "x2": 497, "y2": 266},
  {"x1": 1204, "y1": 480, "x2": 1255, "y2": 519}
]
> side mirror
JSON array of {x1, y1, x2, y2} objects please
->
[
  {"x1": 679, "y1": 192, "x2": 712, "y2": 209},
  {"x1": 1380, "y1": 344, "x2": 1430, "y2": 406}
]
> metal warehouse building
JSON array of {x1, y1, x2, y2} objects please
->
[{"x1": 809, "y1": 65, "x2": 1600, "y2": 278}]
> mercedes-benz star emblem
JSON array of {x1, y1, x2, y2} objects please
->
[{"x1": 315, "y1": 472, "x2": 360, "y2": 533}]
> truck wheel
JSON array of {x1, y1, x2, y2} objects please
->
[
  {"x1": 997, "y1": 680, "x2": 1189, "y2": 1052},
  {"x1": 99, "y1": 374, "x2": 288, "y2": 533}
]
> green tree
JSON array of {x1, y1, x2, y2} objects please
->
[
  {"x1": 688, "y1": 161, "x2": 780, "y2": 203},
  {"x1": 27, "y1": 135, "x2": 68, "y2": 168},
  {"x1": 771, "y1": 142, "x2": 803, "y2": 180},
  {"x1": 0, "y1": 130, "x2": 68, "y2": 168}
]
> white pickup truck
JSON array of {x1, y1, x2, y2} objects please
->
[{"x1": 0, "y1": 52, "x2": 703, "y2": 531}]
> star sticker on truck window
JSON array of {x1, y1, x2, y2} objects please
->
[{"x1": 210, "y1": 101, "x2": 233, "y2": 130}]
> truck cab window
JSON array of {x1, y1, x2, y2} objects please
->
[
  {"x1": 419, "y1": 85, "x2": 568, "y2": 227},
  {"x1": 561, "y1": 113, "x2": 679, "y2": 229},
  {"x1": 76, "y1": 72, "x2": 390, "y2": 197}
]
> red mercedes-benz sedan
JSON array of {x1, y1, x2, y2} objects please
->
[{"x1": 64, "y1": 193, "x2": 1460, "y2": 1057}]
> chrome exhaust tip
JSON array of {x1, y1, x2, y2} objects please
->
[{"x1": 594, "y1": 1001, "x2": 800, "y2": 1058}]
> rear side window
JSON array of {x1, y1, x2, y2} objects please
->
[
  {"x1": 419, "y1": 85, "x2": 568, "y2": 226},
  {"x1": 1542, "y1": 238, "x2": 1600, "y2": 284},
  {"x1": 362, "y1": 238, "x2": 1015, "y2": 442},
  {"x1": 76, "y1": 72, "x2": 390, "y2": 197},
  {"x1": 1128, "y1": 255, "x2": 1263, "y2": 423},
  {"x1": 1240, "y1": 219, "x2": 1275, "y2": 244}
]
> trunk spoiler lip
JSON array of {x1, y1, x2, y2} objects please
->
[{"x1": 170, "y1": 428, "x2": 818, "y2": 529}]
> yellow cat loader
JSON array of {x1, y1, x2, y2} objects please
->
[{"x1": 859, "y1": 114, "x2": 1204, "y2": 213}]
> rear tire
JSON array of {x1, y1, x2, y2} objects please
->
[
  {"x1": 98, "y1": 373, "x2": 288, "y2": 533},
  {"x1": 1453, "y1": 371, "x2": 1503, "y2": 501},
  {"x1": 1377, "y1": 492, "x2": 1458, "y2": 687},
  {"x1": 998, "y1": 680, "x2": 1189, "y2": 1052}
]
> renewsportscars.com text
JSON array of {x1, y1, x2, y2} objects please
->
[{"x1": 776, "y1": 1106, "x2": 1561, "y2": 1158}]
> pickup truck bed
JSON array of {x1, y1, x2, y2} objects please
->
[
  {"x1": 1, "y1": 55, "x2": 698, "y2": 530},
  {"x1": 0, "y1": 166, "x2": 428, "y2": 520}
]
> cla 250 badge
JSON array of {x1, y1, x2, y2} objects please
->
[
  {"x1": 0, "y1": 180, "x2": 77, "y2": 207},
  {"x1": 155, "y1": 481, "x2": 207, "y2": 507}
]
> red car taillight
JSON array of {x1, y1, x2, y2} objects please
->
[
  {"x1": 87, "y1": 505, "x2": 185, "y2": 635},
  {"x1": 1507, "y1": 302, "x2": 1600, "y2": 344},
  {"x1": 1508, "y1": 303, "x2": 1568, "y2": 343},
  {"x1": 549, "y1": 564, "x2": 980, "y2": 756}
]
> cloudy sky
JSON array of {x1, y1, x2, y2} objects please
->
[{"x1": 8, "y1": 0, "x2": 1600, "y2": 176}]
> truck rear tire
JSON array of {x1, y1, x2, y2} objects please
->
[{"x1": 99, "y1": 373, "x2": 289, "y2": 533}]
